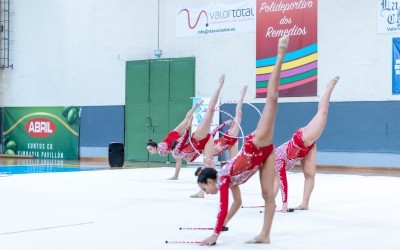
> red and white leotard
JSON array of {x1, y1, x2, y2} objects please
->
[
  {"x1": 172, "y1": 127, "x2": 211, "y2": 162},
  {"x1": 157, "y1": 130, "x2": 181, "y2": 156},
  {"x1": 213, "y1": 134, "x2": 274, "y2": 235},
  {"x1": 275, "y1": 129, "x2": 315, "y2": 203},
  {"x1": 211, "y1": 122, "x2": 238, "y2": 156}
]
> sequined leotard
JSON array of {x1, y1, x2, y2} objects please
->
[
  {"x1": 213, "y1": 134, "x2": 274, "y2": 235},
  {"x1": 275, "y1": 129, "x2": 315, "y2": 203},
  {"x1": 211, "y1": 122, "x2": 238, "y2": 156},
  {"x1": 172, "y1": 127, "x2": 211, "y2": 162},
  {"x1": 157, "y1": 130, "x2": 181, "y2": 156}
]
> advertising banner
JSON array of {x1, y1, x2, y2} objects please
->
[
  {"x1": 256, "y1": 0, "x2": 318, "y2": 97},
  {"x1": 392, "y1": 38, "x2": 400, "y2": 94},
  {"x1": 3, "y1": 106, "x2": 81, "y2": 159},
  {"x1": 176, "y1": 0, "x2": 255, "y2": 37},
  {"x1": 377, "y1": 0, "x2": 400, "y2": 33}
]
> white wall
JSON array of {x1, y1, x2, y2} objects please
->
[
  {"x1": 1, "y1": 0, "x2": 159, "y2": 106},
  {"x1": 1, "y1": 0, "x2": 399, "y2": 107},
  {"x1": 318, "y1": 0, "x2": 399, "y2": 102}
]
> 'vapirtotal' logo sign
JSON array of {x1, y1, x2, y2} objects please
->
[
  {"x1": 25, "y1": 118, "x2": 56, "y2": 138},
  {"x1": 178, "y1": 9, "x2": 209, "y2": 29},
  {"x1": 176, "y1": 0, "x2": 255, "y2": 37}
]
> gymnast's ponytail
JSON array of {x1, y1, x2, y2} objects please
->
[{"x1": 171, "y1": 140, "x2": 178, "y2": 150}]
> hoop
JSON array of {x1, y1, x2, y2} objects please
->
[
  {"x1": 188, "y1": 106, "x2": 245, "y2": 164},
  {"x1": 213, "y1": 100, "x2": 262, "y2": 140},
  {"x1": 213, "y1": 108, "x2": 245, "y2": 156}
]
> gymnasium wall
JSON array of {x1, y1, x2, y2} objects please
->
[
  {"x1": 2, "y1": 0, "x2": 399, "y2": 106},
  {"x1": 79, "y1": 106, "x2": 124, "y2": 158},
  {"x1": 0, "y1": 0, "x2": 399, "y2": 166},
  {"x1": 220, "y1": 101, "x2": 400, "y2": 167}
]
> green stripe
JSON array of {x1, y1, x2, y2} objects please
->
[{"x1": 256, "y1": 68, "x2": 318, "y2": 88}]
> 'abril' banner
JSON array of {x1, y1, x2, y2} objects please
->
[
  {"x1": 256, "y1": 0, "x2": 317, "y2": 98},
  {"x1": 3, "y1": 106, "x2": 81, "y2": 159},
  {"x1": 392, "y1": 38, "x2": 400, "y2": 94}
]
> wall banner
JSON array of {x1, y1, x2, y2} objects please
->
[
  {"x1": 176, "y1": 0, "x2": 255, "y2": 38},
  {"x1": 3, "y1": 106, "x2": 81, "y2": 159},
  {"x1": 392, "y1": 38, "x2": 400, "y2": 94},
  {"x1": 377, "y1": 0, "x2": 400, "y2": 33},
  {"x1": 256, "y1": 0, "x2": 318, "y2": 98}
]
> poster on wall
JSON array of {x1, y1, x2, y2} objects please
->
[
  {"x1": 176, "y1": 0, "x2": 255, "y2": 38},
  {"x1": 392, "y1": 38, "x2": 400, "y2": 94},
  {"x1": 377, "y1": 0, "x2": 400, "y2": 33},
  {"x1": 256, "y1": 0, "x2": 318, "y2": 98},
  {"x1": 3, "y1": 106, "x2": 81, "y2": 159},
  {"x1": 189, "y1": 97, "x2": 219, "y2": 164}
]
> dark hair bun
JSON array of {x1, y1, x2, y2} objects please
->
[
  {"x1": 147, "y1": 140, "x2": 158, "y2": 148},
  {"x1": 197, "y1": 168, "x2": 218, "y2": 184},
  {"x1": 194, "y1": 167, "x2": 203, "y2": 176}
]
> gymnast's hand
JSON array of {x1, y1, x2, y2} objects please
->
[
  {"x1": 225, "y1": 119, "x2": 233, "y2": 126},
  {"x1": 281, "y1": 202, "x2": 288, "y2": 213},
  {"x1": 200, "y1": 234, "x2": 218, "y2": 246}
]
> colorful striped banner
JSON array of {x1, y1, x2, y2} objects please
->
[{"x1": 256, "y1": 0, "x2": 318, "y2": 98}]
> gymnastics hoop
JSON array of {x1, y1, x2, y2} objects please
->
[
  {"x1": 213, "y1": 100, "x2": 262, "y2": 140},
  {"x1": 215, "y1": 108, "x2": 245, "y2": 156},
  {"x1": 188, "y1": 106, "x2": 245, "y2": 164}
]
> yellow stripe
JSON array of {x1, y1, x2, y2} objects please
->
[
  {"x1": 4, "y1": 112, "x2": 79, "y2": 136},
  {"x1": 256, "y1": 53, "x2": 318, "y2": 75}
]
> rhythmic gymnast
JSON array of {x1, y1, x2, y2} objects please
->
[
  {"x1": 190, "y1": 85, "x2": 248, "y2": 198},
  {"x1": 147, "y1": 100, "x2": 204, "y2": 159},
  {"x1": 171, "y1": 74, "x2": 225, "y2": 170},
  {"x1": 274, "y1": 76, "x2": 340, "y2": 211},
  {"x1": 159, "y1": 78, "x2": 244, "y2": 184},
  {"x1": 212, "y1": 85, "x2": 247, "y2": 158},
  {"x1": 195, "y1": 35, "x2": 289, "y2": 246}
]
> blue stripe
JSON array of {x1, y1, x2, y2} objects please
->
[{"x1": 256, "y1": 43, "x2": 317, "y2": 68}]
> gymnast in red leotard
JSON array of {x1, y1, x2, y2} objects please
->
[
  {"x1": 170, "y1": 85, "x2": 247, "y2": 178},
  {"x1": 195, "y1": 35, "x2": 289, "y2": 246},
  {"x1": 212, "y1": 85, "x2": 247, "y2": 158},
  {"x1": 188, "y1": 85, "x2": 248, "y2": 198},
  {"x1": 171, "y1": 74, "x2": 226, "y2": 168},
  {"x1": 274, "y1": 76, "x2": 340, "y2": 212},
  {"x1": 147, "y1": 100, "x2": 204, "y2": 157}
]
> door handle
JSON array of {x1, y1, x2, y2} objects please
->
[
  {"x1": 152, "y1": 123, "x2": 159, "y2": 132},
  {"x1": 146, "y1": 116, "x2": 153, "y2": 128}
]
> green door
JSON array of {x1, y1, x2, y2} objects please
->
[
  {"x1": 125, "y1": 60, "x2": 150, "y2": 161},
  {"x1": 148, "y1": 60, "x2": 170, "y2": 162},
  {"x1": 125, "y1": 57, "x2": 195, "y2": 162},
  {"x1": 169, "y1": 58, "x2": 196, "y2": 139}
]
